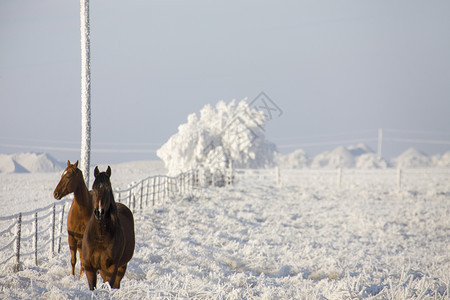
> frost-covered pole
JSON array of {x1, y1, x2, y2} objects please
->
[
  {"x1": 80, "y1": 0, "x2": 91, "y2": 186},
  {"x1": 15, "y1": 213, "x2": 22, "y2": 272},
  {"x1": 377, "y1": 128, "x2": 383, "y2": 159}
]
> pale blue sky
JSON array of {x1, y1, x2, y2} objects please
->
[{"x1": 1, "y1": 0, "x2": 450, "y2": 164}]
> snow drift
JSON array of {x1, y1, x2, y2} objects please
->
[
  {"x1": 278, "y1": 145, "x2": 450, "y2": 169},
  {"x1": 432, "y1": 151, "x2": 450, "y2": 168},
  {"x1": 391, "y1": 148, "x2": 431, "y2": 168},
  {"x1": 0, "y1": 152, "x2": 64, "y2": 173},
  {"x1": 277, "y1": 144, "x2": 389, "y2": 169},
  {"x1": 157, "y1": 99, "x2": 277, "y2": 175}
]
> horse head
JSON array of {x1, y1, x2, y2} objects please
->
[
  {"x1": 54, "y1": 160, "x2": 82, "y2": 200},
  {"x1": 92, "y1": 166, "x2": 115, "y2": 221}
]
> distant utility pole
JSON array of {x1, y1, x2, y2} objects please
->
[
  {"x1": 80, "y1": 0, "x2": 91, "y2": 186},
  {"x1": 377, "y1": 128, "x2": 383, "y2": 159}
]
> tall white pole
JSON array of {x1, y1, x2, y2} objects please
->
[
  {"x1": 80, "y1": 0, "x2": 91, "y2": 186},
  {"x1": 377, "y1": 128, "x2": 383, "y2": 159}
]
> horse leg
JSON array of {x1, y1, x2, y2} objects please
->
[
  {"x1": 84, "y1": 266, "x2": 97, "y2": 291},
  {"x1": 100, "y1": 265, "x2": 119, "y2": 289},
  {"x1": 68, "y1": 233, "x2": 77, "y2": 275},
  {"x1": 109, "y1": 266, "x2": 119, "y2": 289},
  {"x1": 99, "y1": 269, "x2": 107, "y2": 283},
  {"x1": 77, "y1": 239, "x2": 84, "y2": 278},
  {"x1": 113, "y1": 264, "x2": 127, "y2": 289}
]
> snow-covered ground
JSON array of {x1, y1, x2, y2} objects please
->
[{"x1": 0, "y1": 162, "x2": 448, "y2": 299}]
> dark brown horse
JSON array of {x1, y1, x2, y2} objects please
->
[
  {"x1": 53, "y1": 160, "x2": 94, "y2": 277},
  {"x1": 82, "y1": 166, "x2": 135, "y2": 290}
]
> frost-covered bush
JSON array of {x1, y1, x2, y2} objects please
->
[{"x1": 157, "y1": 99, "x2": 277, "y2": 175}]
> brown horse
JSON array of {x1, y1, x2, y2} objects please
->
[
  {"x1": 82, "y1": 166, "x2": 135, "y2": 290},
  {"x1": 53, "y1": 160, "x2": 94, "y2": 277}
]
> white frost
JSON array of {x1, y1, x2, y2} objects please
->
[
  {"x1": 80, "y1": 0, "x2": 91, "y2": 186},
  {"x1": 0, "y1": 164, "x2": 448, "y2": 298},
  {"x1": 157, "y1": 99, "x2": 277, "y2": 175}
]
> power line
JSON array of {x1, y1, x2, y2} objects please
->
[
  {"x1": 277, "y1": 138, "x2": 378, "y2": 149},
  {"x1": 383, "y1": 128, "x2": 450, "y2": 136},
  {"x1": 0, "y1": 137, "x2": 162, "y2": 147},
  {"x1": 270, "y1": 129, "x2": 377, "y2": 142},
  {"x1": 384, "y1": 138, "x2": 450, "y2": 145},
  {"x1": 0, "y1": 144, "x2": 157, "y2": 154}
]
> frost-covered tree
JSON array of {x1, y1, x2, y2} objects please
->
[
  {"x1": 80, "y1": 0, "x2": 91, "y2": 185},
  {"x1": 157, "y1": 99, "x2": 277, "y2": 175}
]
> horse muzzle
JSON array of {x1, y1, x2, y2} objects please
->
[
  {"x1": 54, "y1": 191, "x2": 63, "y2": 200},
  {"x1": 94, "y1": 208, "x2": 105, "y2": 221}
]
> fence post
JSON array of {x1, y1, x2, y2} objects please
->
[
  {"x1": 15, "y1": 213, "x2": 22, "y2": 272},
  {"x1": 188, "y1": 171, "x2": 192, "y2": 192},
  {"x1": 139, "y1": 187, "x2": 143, "y2": 211},
  {"x1": 166, "y1": 177, "x2": 169, "y2": 198},
  {"x1": 181, "y1": 174, "x2": 185, "y2": 194},
  {"x1": 163, "y1": 177, "x2": 166, "y2": 199},
  {"x1": 276, "y1": 167, "x2": 281, "y2": 187},
  {"x1": 51, "y1": 204, "x2": 56, "y2": 254},
  {"x1": 146, "y1": 179, "x2": 149, "y2": 207},
  {"x1": 118, "y1": 192, "x2": 121, "y2": 203},
  {"x1": 140, "y1": 181, "x2": 144, "y2": 209},
  {"x1": 168, "y1": 177, "x2": 170, "y2": 198},
  {"x1": 186, "y1": 173, "x2": 191, "y2": 194},
  {"x1": 152, "y1": 177, "x2": 156, "y2": 206},
  {"x1": 158, "y1": 176, "x2": 161, "y2": 201},
  {"x1": 178, "y1": 175, "x2": 186, "y2": 195},
  {"x1": 128, "y1": 190, "x2": 132, "y2": 208},
  {"x1": 166, "y1": 178, "x2": 170, "y2": 198},
  {"x1": 207, "y1": 170, "x2": 212, "y2": 186},
  {"x1": 58, "y1": 204, "x2": 65, "y2": 253},
  {"x1": 34, "y1": 212, "x2": 38, "y2": 266},
  {"x1": 397, "y1": 168, "x2": 402, "y2": 190}
]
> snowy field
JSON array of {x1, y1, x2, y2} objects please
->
[{"x1": 0, "y1": 163, "x2": 449, "y2": 299}]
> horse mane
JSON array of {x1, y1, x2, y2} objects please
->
[
  {"x1": 92, "y1": 172, "x2": 117, "y2": 216},
  {"x1": 101, "y1": 187, "x2": 117, "y2": 215}
]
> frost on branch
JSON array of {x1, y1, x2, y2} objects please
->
[{"x1": 157, "y1": 99, "x2": 277, "y2": 175}]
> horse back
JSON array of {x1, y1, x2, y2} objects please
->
[{"x1": 116, "y1": 203, "x2": 135, "y2": 264}]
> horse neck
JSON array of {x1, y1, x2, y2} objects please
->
[
  {"x1": 93, "y1": 210, "x2": 119, "y2": 238},
  {"x1": 73, "y1": 175, "x2": 92, "y2": 215}
]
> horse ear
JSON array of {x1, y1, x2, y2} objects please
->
[
  {"x1": 67, "y1": 160, "x2": 71, "y2": 167},
  {"x1": 106, "y1": 166, "x2": 111, "y2": 177},
  {"x1": 94, "y1": 166, "x2": 100, "y2": 177},
  {"x1": 74, "y1": 160, "x2": 79, "y2": 168}
]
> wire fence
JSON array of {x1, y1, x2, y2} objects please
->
[
  {"x1": 0, "y1": 168, "x2": 200, "y2": 272},
  {"x1": 0, "y1": 199, "x2": 69, "y2": 271},
  {"x1": 233, "y1": 167, "x2": 450, "y2": 192},
  {"x1": 114, "y1": 169, "x2": 200, "y2": 211}
]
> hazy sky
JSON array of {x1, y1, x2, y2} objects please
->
[{"x1": 1, "y1": 0, "x2": 450, "y2": 164}]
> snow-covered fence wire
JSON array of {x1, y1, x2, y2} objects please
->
[
  {"x1": 114, "y1": 169, "x2": 199, "y2": 210},
  {"x1": 0, "y1": 198, "x2": 70, "y2": 271},
  {"x1": 0, "y1": 169, "x2": 200, "y2": 272},
  {"x1": 233, "y1": 168, "x2": 450, "y2": 191}
]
